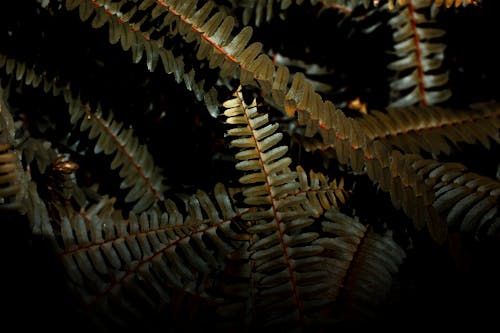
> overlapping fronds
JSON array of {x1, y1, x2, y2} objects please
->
[
  {"x1": 314, "y1": 0, "x2": 479, "y2": 11},
  {"x1": 283, "y1": 96, "x2": 454, "y2": 243},
  {"x1": 386, "y1": 0, "x2": 451, "y2": 106},
  {"x1": 360, "y1": 102, "x2": 500, "y2": 155},
  {"x1": 292, "y1": 89, "x2": 498, "y2": 243},
  {"x1": 1, "y1": 0, "x2": 498, "y2": 331},
  {"x1": 56, "y1": 183, "x2": 245, "y2": 330},
  {"x1": 41, "y1": 0, "x2": 221, "y2": 117},
  {"x1": 412, "y1": 159, "x2": 500, "y2": 238},
  {"x1": 315, "y1": 208, "x2": 406, "y2": 321},
  {"x1": 366, "y1": 147, "x2": 448, "y2": 242},
  {"x1": 223, "y1": 85, "x2": 335, "y2": 330},
  {"x1": 68, "y1": 100, "x2": 168, "y2": 213},
  {"x1": 0, "y1": 54, "x2": 168, "y2": 214}
]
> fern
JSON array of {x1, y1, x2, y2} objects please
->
[
  {"x1": 68, "y1": 99, "x2": 168, "y2": 213},
  {"x1": 55, "y1": 183, "x2": 245, "y2": 330},
  {"x1": 386, "y1": 0, "x2": 452, "y2": 106},
  {"x1": 223, "y1": 85, "x2": 330, "y2": 329},
  {"x1": 0, "y1": 97, "x2": 26, "y2": 211},
  {"x1": 0, "y1": 0, "x2": 498, "y2": 331}
]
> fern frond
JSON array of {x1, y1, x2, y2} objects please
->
[
  {"x1": 223, "y1": 85, "x2": 339, "y2": 329},
  {"x1": 56, "y1": 183, "x2": 245, "y2": 330},
  {"x1": 0, "y1": 144, "x2": 25, "y2": 210},
  {"x1": 293, "y1": 93, "x2": 498, "y2": 243},
  {"x1": 360, "y1": 102, "x2": 500, "y2": 155},
  {"x1": 311, "y1": 0, "x2": 371, "y2": 14},
  {"x1": 68, "y1": 100, "x2": 168, "y2": 213},
  {"x1": 314, "y1": 209, "x2": 405, "y2": 322},
  {"x1": 295, "y1": 165, "x2": 349, "y2": 217},
  {"x1": 387, "y1": 1, "x2": 451, "y2": 106},
  {"x1": 44, "y1": 0, "x2": 221, "y2": 116},
  {"x1": 295, "y1": 99, "x2": 446, "y2": 239},
  {"x1": 24, "y1": 181, "x2": 52, "y2": 236},
  {"x1": 386, "y1": 0, "x2": 480, "y2": 9},
  {"x1": 0, "y1": 54, "x2": 168, "y2": 214},
  {"x1": 377, "y1": 149, "x2": 447, "y2": 242},
  {"x1": 0, "y1": 94, "x2": 26, "y2": 211},
  {"x1": 414, "y1": 160, "x2": 500, "y2": 237}
]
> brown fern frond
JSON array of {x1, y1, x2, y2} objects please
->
[
  {"x1": 314, "y1": 208, "x2": 406, "y2": 322},
  {"x1": 57, "y1": 0, "x2": 336, "y2": 126},
  {"x1": 360, "y1": 102, "x2": 500, "y2": 155},
  {"x1": 363, "y1": 146, "x2": 448, "y2": 243},
  {"x1": 295, "y1": 165, "x2": 349, "y2": 217},
  {"x1": 340, "y1": 228, "x2": 406, "y2": 321},
  {"x1": 68, "y1": 100, "x2": 168, "y2": 213},
  {"x1": 311, "y1": 0, "x2": 478, "y2": 14},
  {"x1": 56, "y1": 183, "x2": 246, "y2": 330},
  {"x1": 311, "y1": 0, "x2": 371, "y2": 14},
  {"x1": 386, "y1": 0, "x2": 480, "y2": 9},
  {"x1": 0, "y1": 94, "x2": 26, "y2": 211},
  {"x1": 0, "y1": 144, "x2": 25, "y2": 210},
  {"x1": 41, "y1": 0, "x2": 221, "y2": 116},
  {"x1": 295, "y1": 101, "x2": 444, "y2": 240},
  {"x1": 386, "y1": 1, "x2": 451, "y2": 106},
  {"x1": 0, "y1": 54, "x2": 168, "y2": 214},
  {"x1": 412, "y1": 160, "x2": 500, "y2": 238},
  {"x1": 223, "y1": 85, "x2": 335, "y2": 329},
  {"x1": 292, "y1": 92, "x2": 498, "y2": 243}
]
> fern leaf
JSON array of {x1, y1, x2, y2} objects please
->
[
  {"x1": 223, "y1": 85, "x2": 340, "y2": 330},
  {"x1": 387, "y1": 0, "x2": 480, "y2": 9},
  {"x1": 295, "y1": 165, "x2": 349, "y2": 217},
  {"x1": 53, "y1": 0, "x2": 221, "y2": 117},
  {"x1": 68, "y1": 100, "x2": 168, "y2": 213},
  {"x1": 314, "y1": 208, "x2": 406, "y2": 322},
  {"x1": 428, "y1": 166, "x2": 500, "y2": 236},
  {"x1": 0, "y1": 55, "x2": 168, "y2": 214},
  {"x1": 0, "y1": 95, "x2": 26, "y2": 211},
  {"x1": 360, "y1": 102, "x2": 500, "y2": 155},
  {"x1": 0, "y1": 144, "x2": 25, "y2": 210},
  {"x1": 55, "y1": 183, "x2": 244, "y2": 330},
  {"x1": 387, "y1": 1, "x2": 451, "y2": 106}
]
